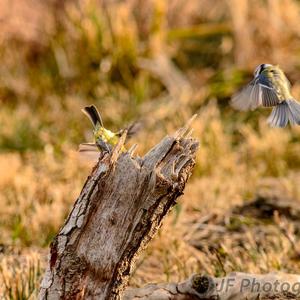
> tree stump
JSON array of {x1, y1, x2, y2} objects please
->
[{"x1": 39, "y1": 121, "x2": 199, "y2": 300}]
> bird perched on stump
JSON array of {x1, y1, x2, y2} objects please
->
[
  {"x1": 231, "y1": 64, "x2": 300, "y2": 127},
  {"x1": 79, "y1": 104, "x2": 139, "y2": 157}
]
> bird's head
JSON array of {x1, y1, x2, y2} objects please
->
[
  {"x1": 253, "y1": 64, "x2": 275, "y2": 77},
  {"x1": 254, "y1": 64, "x2": 287, "y2": 82}
]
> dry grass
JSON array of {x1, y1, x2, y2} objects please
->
[{"x1": 2, "y1": 0, "x2": 300, "y2": 298}]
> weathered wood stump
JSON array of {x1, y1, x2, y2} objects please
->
[{"x1": 39, "y1": 121, "x2": 199, "y2": 299}]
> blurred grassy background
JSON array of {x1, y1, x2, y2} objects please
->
[{"x1": 2, "y1": 0, "x2": 300, "y2": 298}]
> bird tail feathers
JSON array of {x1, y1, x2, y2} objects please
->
[
  {"x1": 267, "y1": 99, "x2": 300, "y2": 127},
  {"x1": 82, "y1": 105, "x2": 103, "y2": 127}
]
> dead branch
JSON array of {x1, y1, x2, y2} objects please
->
[
  {"x1": 39, "y1": 121, "x2": 199, "y2": 300},
  {"x1": 124, "y1": 272, "x2": 300, "y2": 300}
]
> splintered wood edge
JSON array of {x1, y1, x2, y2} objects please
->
[
  {"x1": 173, "y1": 114, "x2": 198, "y2": 140},
  {"x1": 110, "y1": 130, "x2": 128, "y2": 164},
  {"x1": 108, "y1": 116, "x2": 199, "y2": 171}
]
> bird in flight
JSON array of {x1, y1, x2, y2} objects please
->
[{"x1": 231, "y1": 64, "x2": 300, "y2": 127}]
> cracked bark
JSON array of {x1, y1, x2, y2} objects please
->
[{"x1": 39, "y1": 121, "x2": 199, "y2": 300}]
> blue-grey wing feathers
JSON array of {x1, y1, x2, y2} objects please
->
[
  {"x1": 231, "y1": 74, "x2": 280, "y2": 111},
  {"x1": 257, "y1": 75, "x2": 280, "y2": 107},
  {"x1": 231, "y1": 79, "x2": 262, "y2": 111},
  {"x1": 260, "y1": 85, "x2": 280, "y2": 107}
]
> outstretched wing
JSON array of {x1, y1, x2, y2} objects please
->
[
  {"x1": 231, "y1": 75, "x2": 280, "y2": 111},
  {"x1": 116, "y1": 121, "x2": 142, "y2": 139},
  {"x1": 231, "y1": 78, "x2": 262, "y2": 111},
  {"x1": 257, "y1": 75, "x2": 281, "y2": 107}
]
